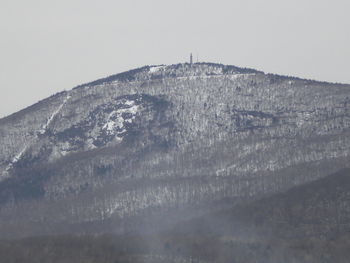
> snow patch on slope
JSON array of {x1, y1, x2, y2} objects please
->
[
  {"x1": 102, "y1": 100, "x2": 139, "y2": 138},
  {"x1": 38, "y1": 94, "x2": 71, "y2": 135},
  {"x1": 1, "y1": 146, "x2": 28, "y2": 180},
  {"x1": 149, "y1": 66, "x2": 165, "y2": 73}
]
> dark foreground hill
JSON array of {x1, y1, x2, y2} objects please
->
[{"x1": 1, "y1": 169, "x2": 350, "y2": 263}]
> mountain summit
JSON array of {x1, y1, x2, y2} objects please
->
[{"x1": 0, "y1": 62, "x2": 350, "y2": 238}]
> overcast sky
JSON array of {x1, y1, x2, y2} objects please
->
[{"x1": 1, "y1": 0, "x2": 349, "y2": 118}]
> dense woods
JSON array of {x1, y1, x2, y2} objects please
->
[
  {"x1": 0, "y1": 63, "x2": 349, "y2": 240},
  {"x1": 1, "y1": 233, "x2": 350, "y2": 263},
  {"x1": 1, "y1": 169, "x2": 350, "y2": 262}
]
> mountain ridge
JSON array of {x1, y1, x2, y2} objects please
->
[
  {"x1": 0, "y1": 62, "x2": 350, "y2": 238},
  {"x1": 2, "y1": 62, "x2": 349, "y2": 122}
]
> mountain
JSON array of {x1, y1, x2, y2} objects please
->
[{"x1": 0, "y1": 62, "x2": 350, "y2": 239}]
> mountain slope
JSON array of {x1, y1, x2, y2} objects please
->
[
  {"x1": 173, "y1": 168, "x2": 350, "y2": 237},
  {"x1": 0, "y1": 62, "x2": 350, "y2": 238},
  {"x1": 1, "y1": 169, "x2": 350, "y2": 263}
]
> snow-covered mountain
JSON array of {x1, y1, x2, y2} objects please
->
[{"x1": 0, "y1": 62, "x2": 350, "y2": 238}]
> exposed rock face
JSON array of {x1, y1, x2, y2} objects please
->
[{"x1": 0, "y1": 63, "x2": 350, "y2": 237}]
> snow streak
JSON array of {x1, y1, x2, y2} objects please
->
[
  {"x1": 38, "y1": 94, "x2": 71, "y2": 135},
  {"x1": 1, "y1": 92, "x2": 71, "y2": 179}
]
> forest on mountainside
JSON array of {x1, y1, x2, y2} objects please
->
[{"x1": 2, "y1": 169, "x2": 350, "y2": 263}]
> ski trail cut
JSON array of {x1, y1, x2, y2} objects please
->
[
  {"x1": 39, "y1": 93, "x2": 71, "y2": 134},
  {"x1": 1, "y1": 92, "x2": 71, "y2": 180}
]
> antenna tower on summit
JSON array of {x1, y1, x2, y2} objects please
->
[{"x1": 190, "y1": 53, "x2": 193, "y2": 65}]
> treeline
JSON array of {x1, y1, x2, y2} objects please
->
[{"x1": 1, "y1": 232, "x2": 350, "y2": 263}]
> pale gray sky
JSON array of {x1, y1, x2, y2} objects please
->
[{"x1": 1, "y1": 0, "x2": 349, "y2": 118}]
